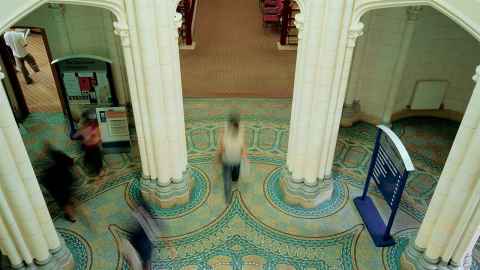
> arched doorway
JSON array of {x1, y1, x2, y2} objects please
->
[
  {"x1": 334, "y1": 1, "x2": 480, "y2": 267},
  {"x1": 0, "y1": 2, "x2": 151, "y2": 269}
]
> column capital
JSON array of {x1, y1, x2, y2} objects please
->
[
  {"x1": 113, "y1": 21, "x2": 130, "y2": 47},
  {"x1": 347, "y1": 22, "x2": 364, "y2": 48},
  {"x1": 473, "y1": 65, "x2": 480, "y2": 82},
  {"x1": 47, "y1": 3, "x2": 64, "y2": 10},
  {"x1": 406, "y1": 6, "x2": 423, "y2": 21},
  {"x1": 47, "y1": 3, "x2": 65, "y2": 17},
  {"x1": 294, "y1": 13, "x2": 305, "y2": 40}
]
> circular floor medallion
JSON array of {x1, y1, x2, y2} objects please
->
[
  {"x1": 126, "y1": 166, "x2": 210, "y2": 219},
  {"x1": 58, "y1": 229, "x2": 92, "y2": 270},
  {"x1": 264, "y1": 167, "x2": 348, "y2": 219}
]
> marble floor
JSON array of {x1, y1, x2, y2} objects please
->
[{"x1": 19, "y1": 99, "x2": 478, "y2": 269}]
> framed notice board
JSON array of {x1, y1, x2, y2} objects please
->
[
  {"x1": 96, "y1": 107, "x2": 131, "y2": 153},
  {"x1": 52, "y1": 55, "x2": 118, "y2": 137}
]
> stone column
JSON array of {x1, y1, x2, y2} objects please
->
[
  {"x1": 382, "y1": 6, "x2": 422, "y2": 125},
  {"x1": 341, "y1": 14, "x2": 373, "y2": 126},
  {"x1": 285, "y1": 12, "x2": 305, "y2": 178},
  {"x1": 113, "y1": 20, "x2": 152, "y2": 181},
  {"x1": 115, "y1": 0, "x2": 191, "y2": 208},
  {"x1": 0, "y1": 72, "x2": 73, "y2": 269},
  {"x1": 103, "y1": 10, "x2": 129, "y2": 105},
  {"x1": 283, "y1": 0, "x2": 354, "y2": 208},
  {"x1": 324, "y1": 22, "x2": 364, "y2": 177},
  {"x1": 401, "y1": 66, "x2": 480, "y2": 270}
]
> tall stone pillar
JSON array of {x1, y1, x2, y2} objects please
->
[
  {"x1": 283, "y1": 0, "x2": 354, "y2": 208},
  {"x1": 0, "y1": 72, "x2": 73, "y2": 269},
  {"x1": 324, "y1": 22, "x2": 364, "y2": 178},
  {"x1": 341, "y1": 14, "x2": 373, "y2": 126},
  {"x1": 401, "y1": 66, "x2": 480, "y2": 270},
  {"x1": 103, "y1": 10, "x2": 129, "y2": 105},
  {"x1": 344, "y1": 18, "x2": 369, "y2": 107},
  {"x1": 382, "y1": 6, "x2": 422, "y2": 125},
  {"x1": 114, "y1": 0, "x2": 190, "y2": 208}
]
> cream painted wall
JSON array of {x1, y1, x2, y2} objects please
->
[
  {"x1": 17, "y1": 4, "x2": 108, "y2": 58},
  {"x1": 395, "y1": 6, "x2": 480, "y2": 113},
  {"x1": 14, "y1": 4, "x2": 129, "y2": 104},
  {"x1": 349, "y1": 7, "x2": 408, "y2": 118},
  {"x1": 348, "y1": 6, "x2": 480, "y2": 119}
]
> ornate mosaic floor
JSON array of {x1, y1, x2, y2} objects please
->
[{"x1": 19, "y1": 99, "x2": 479, "y2": 269}]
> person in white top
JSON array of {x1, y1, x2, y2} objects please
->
[
  {"x1": 3, "y1": 29, "x2": 39, "y2": 84},
  {"x1": 218, "y1": 112, "x2": 248, "y2": 203}
]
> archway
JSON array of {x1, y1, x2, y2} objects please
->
[
  {"x1": 0, "y1": 1, "x2": 150, "y2": 268},
  {"x1": 334, "y1": 1, "x2": 480, "y2": 267}
]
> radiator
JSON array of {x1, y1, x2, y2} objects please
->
[{"x1": 410, "y1": 80, "x2": 448, "y2": 110}]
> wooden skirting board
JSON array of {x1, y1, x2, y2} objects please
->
[
  {"x1": 391, "y1": 109, "x2": 463, "y2": 123},
  {"x1": 341, "y1": 109, "x2": 463, "y2": 128}
]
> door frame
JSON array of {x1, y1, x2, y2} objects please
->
[
  {"x1": 5, "y1": 26, "x2": 67, "y2": 118},
  {"x1": 0, "y1": 31, "x2": 29, "y2": 120}
]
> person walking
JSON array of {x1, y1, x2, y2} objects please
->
[
  {"x1": 74, "y1": 110, "x2": 105, "y2": 180},
  {"x1": 218, "y1": 113, "x2": 248, "y2": 204},
  {"x1": 40, "y1": 144, "x2": 78, "y2": 222},
  {"x1": 119, "y1": 203, "x2": 176, "y2": 270},
  {"x1": 3, "y1": 29, "x2": 39, "y2": 84}
]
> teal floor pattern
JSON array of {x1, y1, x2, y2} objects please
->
[{"x1": 19, "y1": 98, "x2": 478, "y2": 269}]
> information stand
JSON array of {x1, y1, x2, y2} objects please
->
[
  {"x1": 96, "y1": 107, "x2": 130, "y2": 153},
  {"x1": 353, "y1": 125, "x2": 415, "y2": 247},
  {"x1": 52, "y1": 55, "x2": 117, "y2": 137}
]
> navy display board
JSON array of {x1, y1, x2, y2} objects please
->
[{"x1": 353, "y1": 125, "x2": 415, "y2": 247}]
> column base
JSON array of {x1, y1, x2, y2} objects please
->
[
  {"x1": 141, "y1": 167, "x2": 192, "y2": 208},
  {"x1": 1, "y1": 238, "x2": 74, "y2": 270},
  {"x1": 280, "y1": 167, "x2": 333, "y2": 208},
  {"x1": 341, "y1": 101, "x2": 361, "y2": 127},
  {"x1": 400, "y1": 242, "x2": 462, "y2": 270}
]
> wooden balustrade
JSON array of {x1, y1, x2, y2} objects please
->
[
  {"x1": 280, "y1": 0, "x2": 291, "y2": 45},
  {"x1": 177, "y1": 0, "x2": 196, "y2": 46}
]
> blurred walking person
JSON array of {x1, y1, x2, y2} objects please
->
[
  {"x1": 74, "y1": 110, "x2": 105, "y2": 180},
  {"x1": 41, "y1": 144, "x2": 77, "y2": 222},
  {"x1": 3, "y1": 29, "x2": 39, "y2": 84},
  {"x1": 119, "y1": 202, "x2": 175, "y2": 270},
  {"x1": 218, "y1": 112, "x2": 248, "y2": 204}
]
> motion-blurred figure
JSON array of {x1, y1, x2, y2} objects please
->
[
  {"x1": 119, "y1": 205, "x2": 157, "y2": 270},
  {"x1": 218, "y1": 112, "x2": 248, "y2": 203},
  {"x1": 3, "y1": 29, "x2": 39, "y2": 84},
  {"x1": 41, "y1": 144, "x2": 77, "y2": 222},
  {"x1": 119, "y1": 202, "x2": 176, "y2": 270},
  {"x1": 74, "y1": 110, "x2": 105, "y2": 180}
]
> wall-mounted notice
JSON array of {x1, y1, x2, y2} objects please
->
[
  {"x1": 96, "y1": 107, "x2": 130, "y2": 153},
  {"x1": 52, "y1": 55, "x2": 117, "y2": 137}
]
